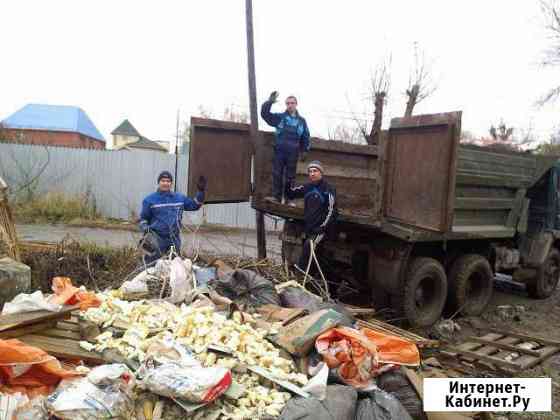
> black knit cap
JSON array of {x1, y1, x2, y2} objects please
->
[{"x1": 157, "y1": 170, "x2": 173, "y2": 183}]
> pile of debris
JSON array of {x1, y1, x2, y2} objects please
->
[{"x1": 0, "y1": 252, "x2": 492, "y2": 419}]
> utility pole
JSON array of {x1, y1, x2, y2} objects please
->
[
  {"x1": 245, "y1": 0, "x2": 267, "y2": 259},
  {"x1": 174, "y1": 109, "x2": 180, "y2": 192}
]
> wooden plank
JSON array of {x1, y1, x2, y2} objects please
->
[
  {"x1": 443, "y1": 333, "x2": 506, "y2": 361},
  {"x1": 191, "y1": 117, "x2": 249, "y2": 132},
  {"x1": 458, "y1": 148, "x2": 536, "y2": 169},
  {"x1": 446, "y1": 347, "x2": 522, "y2": 371},
  {"x1": 0, "y1": 307, "x2": 76, "y2": 333},
  {"x1": 355, "y1": 319, "x2": 439, "y2": 348},
  {"x1": 457, "y1": 168, "x2": 534, "y2": 181},
  {"x1": 517, "y1": 346, "x2": 560, "y2": 370},
  {"x1": 455, "y1": 197, "x2": 515, "y2": 210},
  {"x1": 403, "y1": 367, "x2": 475, "y2": 420},
  {"x1": 390, "y1": 111, "x2": 461, "y2": 129},
  {"x1": 40, "y1": 328, "x2": 82, "y2": 340},
  {"x1": 456, "y1": 173, "x2": 530, "y2": 189},
  {"x1": 468, "y1": 337, "x2": 542, "y2": 357},
  {"x1": 0, "y1": 321, "x2": 57, "y2": 339},
  {"x1": 18, "y1": 334, "x2": 105, "y2": 364},
  {"x1": 56, "y1": 321, "x2": 81, "y2": 332},
  {"x1": 485, "y1": 328, "x2": 560, "y2": 347}
]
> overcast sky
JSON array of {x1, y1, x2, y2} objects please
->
[{"x1": 1, "y1": 1, "x2": 559, "y2": 148}]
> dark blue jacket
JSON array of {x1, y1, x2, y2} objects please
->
[
  {"x1": 261, "y1": 100, "x2": 310, "y2": 152},
  {"x1": 287, "y1": 179, "x2": 337, "y2": 235},
  {"x1": 139, "y1": 190, "x2": 204, "y2": 237}
]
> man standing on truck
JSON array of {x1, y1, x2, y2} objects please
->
[
  {"x1": 139, "y1": 171, "x2": 207, "y2": 264},
  {"x1": 261, "y1": 91, "x2": 310, "y2": 205},
  {"x1": 287, "y1": 160, "x2": 337, "y2": 272}
]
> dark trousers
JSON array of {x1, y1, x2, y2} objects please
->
[
  {"x1": 298, "y1": 233, "x2": 325, "y2": 270},
  {"x1": 272, "y1": 144, "x2": 299, "y2": 200},
  {"x1": 144, "y1": 231, "x2": 182, "y2": 265}
]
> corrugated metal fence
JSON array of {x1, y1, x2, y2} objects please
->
[{"x1": 0, "y1": 143, "x2": 280, "y2": 230}]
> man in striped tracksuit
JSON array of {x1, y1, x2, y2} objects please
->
[
  {"x1": 139, "y1": 171, "x2": 206, "y2": 263},
  {"x1": 287, "y1": 160, "x2": 337, "y2": 271}
]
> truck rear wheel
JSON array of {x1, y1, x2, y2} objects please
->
[
  {"x1": 527, "y1": 248, "x2": 560, "y2": 299},
  {"x1": 393, "y1": 257, "x2": 447, "y2": 328},
  {"x1": 448, "y1": 254, "x2": 493, "y2": 316}
]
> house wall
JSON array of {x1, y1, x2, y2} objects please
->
[
  {"x1": 1, "y1": 128, "x2": 105, "y2": 149},
  {"x1": 113, "y1": 134, "x2": 139, "y2": 148}
]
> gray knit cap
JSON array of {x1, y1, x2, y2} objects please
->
[{"x1": 307, "y1": 160, "x2": 324, "y2": 173}]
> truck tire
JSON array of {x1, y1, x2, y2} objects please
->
[
  {"x1": 393, "y1": 257, "x2": 447, "y2": 328},
  {"x1": 527, "y1": 248, "x2": 560, "y2": 299},
  {"x1": 448, "y1": 254, "x2": 493, "y2": 316}
]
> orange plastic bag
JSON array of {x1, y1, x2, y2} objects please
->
[
  {"x1": 0, "y1": 339, "x2": 83, "y2": 396},
  {"x1": 360, "y1": 327, "x2": 420, "y2": 366},
  {"x1": 51, "y1": 277, "x2": 100, "y2": 310},
  {"x1": 315, "y1": 326, "x2": 420, "y2": 388}
]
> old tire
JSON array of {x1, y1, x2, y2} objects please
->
[
  {"x1": 394, "y1": 257, "x2": 448, "y2": 328},
  {"x1": 527, "y1": 248, "x2": 560, "y2": 299},
  {"x1": 448, "y1": 254, "x2": 493, "y2": 316}
]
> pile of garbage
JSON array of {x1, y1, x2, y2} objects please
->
[{"x1": 0, "y1": 254, "x2": 426, "y2": 420}]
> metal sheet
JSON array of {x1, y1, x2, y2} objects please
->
[
  {"x1": 384, "y1": 112, "x2": 461, "y2": 232},
  {"x1": 188, "y1": 117, "x2": 252, "y2": 203}
]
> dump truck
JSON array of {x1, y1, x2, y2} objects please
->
[{"x1": 188, "y1": 112, "x2": 560, "y2": 327}]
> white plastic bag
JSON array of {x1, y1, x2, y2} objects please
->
[
  {"x1": 46, "y1": 364, "x2": 135, "y2": 420},
  {"x1": 0, "y1": 392, "x2": 30, "y2": 419},
  {"x1": 168, "y1": 257, "x2": 193, "y2": 303},
  {"x1": 119, "y1": 270, "x2": 150, "y2": 295},
  {"x1": 139, "y1": 362, "x2": 232, "y2": 403},
  {"x1": 302, "y1": 362, "x2": 329, "y2": 400},
  {"x1": 2, "y1": 291, "x2": 62, "y2": 315}
]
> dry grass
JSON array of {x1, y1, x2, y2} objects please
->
[
  {"x1": 14, "y1": 192, "x2": 101, "y2": 224},
  {"x1": 20, "y1": 239, "x2": 141, "y2": 292}
]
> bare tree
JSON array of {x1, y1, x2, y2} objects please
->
[
  {"x1": 327, "y1": 122, "x2": 366, "y2": 144},
  {"x1": 368, "y1": 56, "x2": 391, "y2": 145},
  {"x1": 489, "y1": 120, "x2": 514, "y2": 142},
  {"x1": 404, "y1": 43, "x2": 437, "y2": 117},
  {"x1": 0, "y1": 127, "x2": 51, "y2": 202},
  {"x1": 538, "y1": 0, "x2": 560, "y2": 105}
]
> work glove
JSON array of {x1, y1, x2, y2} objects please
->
[
  {"x1": 139, "y1": 221, "x2": 149, "y2": 234},
  {"x1": 300, "y1": 152, "x2": 308, "y2": 162},
  {"x1": 197, "y1": 175, "x2": 208, "y2": 192},
  {"x1": 268, "y1": 91, "x2": 279, "y2": 103}
]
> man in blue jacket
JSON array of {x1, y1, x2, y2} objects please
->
[
  {"x1": 287, "y1": 160, "x2": 337, "y2": 272},
  {"x1": 261, "y1": 92, "x2": 310, "y2": 205},
  {"x1": 139, "y1": 171, "x2": 206, "y2": 263}
]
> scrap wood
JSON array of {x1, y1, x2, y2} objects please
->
[
  {"x1": 0, "y1": 320, "x2": 57, "y2": 339},
  {"x1": 247, "y1": 365, "x2": 310, "y2": 398},
  {"x1": 355, "y1": 318, "x2": 439, "y2": 348},
  {"x1": 402, "y1": 367, "x2": 477, "y2": 420},
  {"x1": 443, "y1": 330, "x2": 560, "y2": 372},
  {"x1": 256, "y1": 304, "x2": 307, "y2": 325},
  {"x1": 17, "y1": 334, "x2": 105, "y2": 365},
  {"x1": 0, "y1": 306, "x2": 77, "y2": 333},
  {"x1": 343, "y1": 304, "x2": 376, "y2": 317}
]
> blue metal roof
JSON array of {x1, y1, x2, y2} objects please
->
[{"x1": 2, "y1": 104, "x2": 105, "y2": 142}]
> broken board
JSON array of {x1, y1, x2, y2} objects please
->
[
  {"x1": 355, "y1": 318, "x2": 439, "y2": 348},
  {"x1": 1, "y1": 310, "x2": 105, "y2": 365},
  {"x1": 0, "y1": 306, "x2": 76, "y2": 333},
  {"x1": 445, "y1": 329, "x2": 560, "y2": 372}
]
